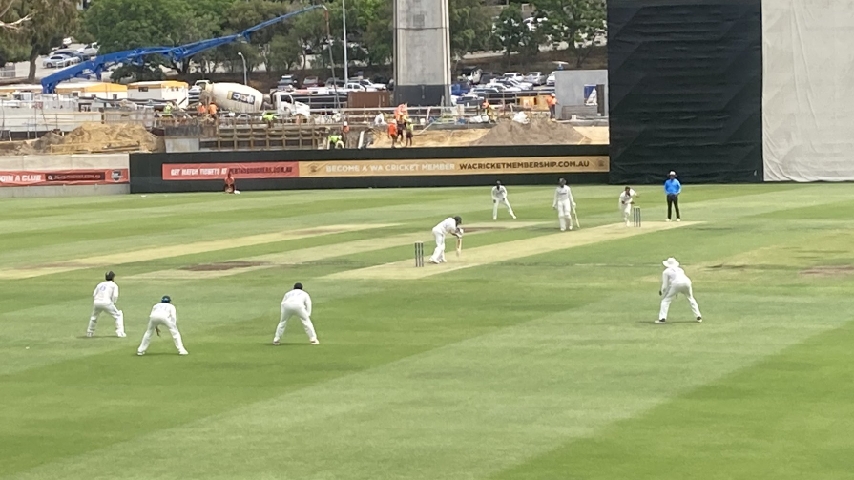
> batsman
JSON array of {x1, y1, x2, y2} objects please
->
[{"x1": 552, "y1": 178, "x2": 578, "y2": 231}]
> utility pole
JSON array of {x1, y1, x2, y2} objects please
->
[{"x1": 342, "y1": 0, "x2": 349, "y2": 83}]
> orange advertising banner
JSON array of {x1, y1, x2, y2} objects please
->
[
  {"x1": 0, "y1": 169, "x2": 129, "y2": 187},
  {"x1": 162, "y1": 162, "x2": 299, "y2": 180},
  {"x1": 298, "y1": 157, "x2": 609, "y2": 178}
]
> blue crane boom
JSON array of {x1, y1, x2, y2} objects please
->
[{"x1": 41, "y1": 5, "x2": 327, "y2": 94}]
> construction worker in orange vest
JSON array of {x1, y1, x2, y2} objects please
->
[{"x1": 547, "y1": 93, "x2": 557, "y2": 119}]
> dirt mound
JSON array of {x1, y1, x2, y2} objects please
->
[
  {"x1": 370, "y1": 127, "x2": 490, "y2": 148},
  {"x1": 0, "y1": 122, "x2": 159, "y2": 156},
  {"x1": 472, "y1": 118, "x2": 584, "y2": 146},
  {"x1": 58, "y1": 122, "x2": 158, "y2": 153}
]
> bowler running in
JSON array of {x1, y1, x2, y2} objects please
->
[
  {"x1": 274, "y1": 282, "x2": 319, "y2": 345},
  {"x1": 87, "y1": 271, "x2": 125, "y2": 338},
  {"x1": 491, "y1": 180, "x2": 517, "y2": 220},
  {"x1": 657, "y1": 258, "x2": 702, "y2": 324},
  {"x1": 137, "y1": 296, "x2": 188, "y2": 355},
  {"x1": 429, "y1": 216, "x2": 463, "y2": 264},
  {"x1": 619, "y1": 186, "x2": 637, "y2": 226}
]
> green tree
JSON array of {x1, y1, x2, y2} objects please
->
[
  {"x1": 492, "y1": 3, "x2": 542, "y2": 61},
  {"x1": 532, "y1": 0, "x2": 606, "y2": 67},
  {"x1": 266, "y1": 32, "x2": 302, "y2": 72},
  {"x1": 4, "y1": 0, "x2": 78, "y2": 81},
  {"x1": 448, "y1": 0, "x2": 492, "y2": 67}
]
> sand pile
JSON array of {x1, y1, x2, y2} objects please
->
[
  {"x1": 366, "y1": 118, "x2": 604, "y2": 148},
  {"x1": 472, "y1": 118, "x2": 584, "y2": 146},
  {"x1": 369, "y1": 127, "x2": 490, "y2": 148},
  {"x1": 0, "y1": 122, "x2": 159, "y2": 156},
  {"x1": 57, "y1": 122, "x2": 158, "y2": 153}
]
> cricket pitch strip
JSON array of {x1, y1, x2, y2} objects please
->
[
  {"x1": 127, "y1": 221, "x2": 543, "y2": 281},
  {"x1": 327, "y1": 221, "x2": 701, "y2": 281},
  {"x1": 0, "y1": 224, "x2": 398, "y2": 280}
]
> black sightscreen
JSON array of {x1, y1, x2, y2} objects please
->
[{"x1": 608, "y1": 0, "x2": 762, "y2": 184}]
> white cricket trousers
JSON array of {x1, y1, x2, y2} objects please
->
[
  {"x1": 659, "y1": 281, "x2": 702, "y2": 320},
  {"x1": 137, "y1": 315, "x2": 187, "y2": 354},
  {"x1": 275, "y1": 303, "x2": 318, "y2": 343},
  {"x1": 622, "y1": 204, "x2": 632, "y2": 224},
  {"x1": 88, "y1": 302, "x2": 125, "y2": 336},
  {"x1": 430, "y1": 228, "x2": 446, "y2": 262},
  {"x1": 492, "y1": 198, "x2": 516, "y2": 219},
  {"x1": 556, "y1": 201, "x2": 573, "y2": 231}
]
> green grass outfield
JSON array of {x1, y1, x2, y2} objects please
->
[{"x1": 2, "y1": 183, "x2": 854, "y2": 479}]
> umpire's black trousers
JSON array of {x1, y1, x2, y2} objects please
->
[{"x1": 666, "y1": 194, "x2": 680, "y2": 220}]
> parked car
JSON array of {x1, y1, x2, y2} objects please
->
[
  {"x1": 348, "y1": 78, "x2": 385, "y2": 91},
  {"x1": 503, "y1": 78, "x2": 533, "y2": 90},
  {"x1": 546, "y1": 73, "x2": 556, "y2": 86},
  {"x1": 487, "y1": 80, "x2": 522, "y2": 93},
  {"x1": 480, "y1": 73, "x2": 502, "y2": 85},
  {"x1": 452, "y1": 93, "x2": 484, "y2": 107},
  {"x1": 302, "y1": 76, "x2": 319, "y2": 88},
  {"x1": 471, "y1": 87, "x2": 500, "y2": 96},
  {"x1": 75, "y1": 43, "x2": 99, "y2": 60},
  {"x1": 343, "y1": 82, "x2": 373, "y2": 92},
  {"x1": 62, "y1": 37, "x2": 74, "y2": 47},
  {"x1": 458, "y1": 66, "x2": 483, "y2": 85},
  {"x1": 277, "y1": 74, "x2": 298, "y2": 90},
  {"x1": 503, "y1": 72, "x2": 525, "y2": 82},
  {"x1": 43, "y1": 54, "x2": 79, "y2": 68},
  {"x1": 524, "y1": 72, "x2": 547, "y2": 86}
]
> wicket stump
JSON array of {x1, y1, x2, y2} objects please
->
[
  {"x1": 414, "y1": 241, "x2": 424, "y2": 267},
  {"x1": 633, "y1": 206, "x2": 642, "y2": 227}
]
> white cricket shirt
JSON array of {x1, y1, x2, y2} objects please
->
[
  {"x1": 150, "y1": 302, "x2": 177, "y2": 322},
  {"x1": 93, "y1": 281, "x2": 119, "y2": 304},
  {"x1": 282, "y1": 289, "x2": 312, "y2": 315},
  {"x1": 661, "y1": 266, "x2": 692, "y2": 291}
]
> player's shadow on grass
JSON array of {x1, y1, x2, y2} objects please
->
[
  {"x1": 636, "y1": 321, "x2": 701, "y2": 324},
  {"x1": 76, "y1": 335, "x2": 127, "y2": 340}
]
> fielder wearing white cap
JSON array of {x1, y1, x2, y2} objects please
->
[{"x1": 656, "y1": 258, "x2": 702, "y2": 324}]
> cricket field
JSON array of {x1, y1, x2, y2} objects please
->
[{"x1": 2, "y1": 184, "x2": 854, "y2": 479}]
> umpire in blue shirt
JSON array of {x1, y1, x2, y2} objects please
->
[{"x1": 664, "y1": 171, "x2": 681, "y2": 221}]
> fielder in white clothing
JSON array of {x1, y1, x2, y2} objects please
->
[
  {"x1": 619, "y1": 186, "x2": 637, "y2": 226},
  {"x1": 657, "y1": 258, "x2": 702, "y2": 324},
  {"x1": 491, "y1": 181, "x2": 516, "y2": 220},
  {"x1": 87, "y1": 271, "x2": 125, "y2": 338},
  {"x1": 553, "y1": 178, "x2": 576, "y2": 231},
  {"x1": 275, "y1": 282, "x2": 319, "y2": 345},
  {"x1": 137, "y1": 296, "x2": 188, "y2": 355},
  {"x1": 429, "y1": 216, "x2": 463, "y2": 264}
]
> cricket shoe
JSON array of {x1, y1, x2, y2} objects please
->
[
  {"x1": 697, "y1": 317, "x2": 702, "y2": 323},
  {"x1": 677, "y1": 219, "x2": 681, "y2": 222},
  {"x1": 666, "y1": 219, "x2": 672, "y2": 222},
  {"x1": 136, "y1": 351, "x2": 145, "y2": 356},
  {"x1": 429, "y1": 259, "x2": 440, "y2": 264},
  {"x1": 511, "y1": 215, "x2": 517, "y2": 219},
  {"x1": 273, "y1": 339, "x2": 281, "y2": 345},
  {"x1": 655, "y1": 319, "x2": 666, "y2": 324},
  {"x1": 310, "y1": 339, "x2": 320, "y2": 345},
  {"x1": 116, "y1": 332, "x2": 127, "y2": 338},
  {"x1": 86, "y1": 332, "x2": 94, "y2": 338},
  {"x1": 178, "y1": 350, "x2": 189, "y2": 355}
]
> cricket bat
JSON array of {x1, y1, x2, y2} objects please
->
[
  {"x1": 456, "y1": 236, "x2": 462, "y2": 257},
  {"x1": 571, "y1": 209, "x2": 581, "y2": 228}
]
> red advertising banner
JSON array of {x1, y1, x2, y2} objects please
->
[
  {"x1": 0, "y1": 169, "x2": 130, "y2": 187},
  {"x1": 162, "y1": 162, "x2": 299, "y2": 180}
]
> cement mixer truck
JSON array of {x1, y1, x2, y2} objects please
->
[
  {"x1": 197, "y1": 81, "x2": 310, "y2": 118},
  {"x1": 198, "y1": 81, "x2": 263, "y2": 113}
]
